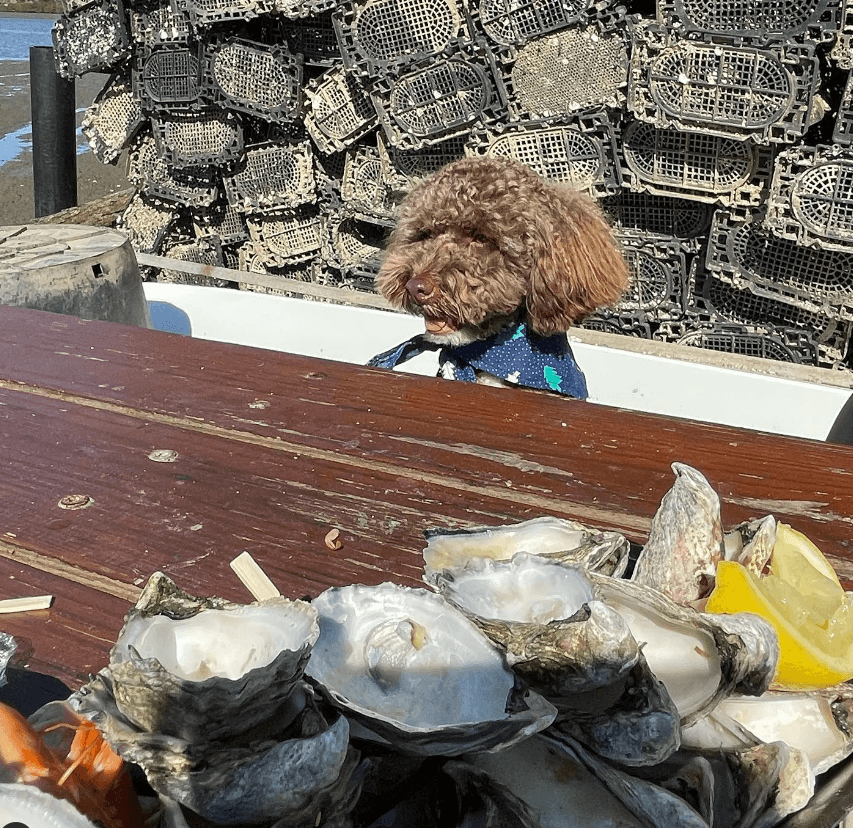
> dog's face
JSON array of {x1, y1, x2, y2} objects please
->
[{"x1": 376, "y1": 157, "x2": 630, "y2": 344}]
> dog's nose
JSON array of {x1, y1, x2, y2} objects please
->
[{"x1": 406, "y1": 277, "x2": 435, "y2": 304}]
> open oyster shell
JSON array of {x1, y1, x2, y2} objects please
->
[
  {"x1": 306, "y1": 582, "x2": 556, "y2": 756},
  {"x1": 73, "y1": 672, "x2": 360, "y2": 827},
  {"x1": 108, "y1": 572, "x2": 319, "y2": 742},
  {"x1": 423, "y1": 516, "x2": 631, "y2": 581},
  {"x1": 631, "y1": 462, "x2": 724, "y2": 605}
]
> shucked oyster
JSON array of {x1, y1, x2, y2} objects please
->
[
  {"x1": 423, "y1": 516, "x2": 631, "y2": 581},
  {"x1": 108, "y1": 572, "x2": 319, "y2": 742},
  {"x1": 306, "y1": 582, "x2": 557, "y2": 755}
]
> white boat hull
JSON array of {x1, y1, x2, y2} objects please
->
[{"x1": 143, "y1": 282, "x2": 853, "y2": 443}]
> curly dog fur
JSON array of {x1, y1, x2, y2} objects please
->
[{"x1": 376, "y1": 156, "x2": 629, "y2": 347}]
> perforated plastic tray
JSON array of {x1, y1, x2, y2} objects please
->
[
  {"x1": 628, "y1": 23, "x2": 821, "y2": 145},
  {"x1": 656, "y1": 321, "x2": 819, "y2": 364},
  {"x1": 656, "y1": 0, "x2": 843, "y2": 44},
  {"x1": 174, "y1": 0, "x2": 275, "y2": 28},
  {"x1": 322, "y1": 212, "x2": 386, "y2": 279},
  {"x1": 466, "y1": 111, "x2": 621, "y2": 198},
  {"x1": 371, "y1": 42, "x2": 508, "y2": 151},
  {"x1": 618, "y1": 121, "x2": 774, "y2": 210},
  {"x1": 158, "y1": 236, "x2": 229, "y2": 286},
  {"x1": 193, "y1": 199, "x2": 250, "y2": 245},
  {"x1": 504, "y1": 23, "x2": 629, "y2": 116},
  {"x1": 580, "y1": 313, "x2": 653, "y2": 338},
  {"x1": 129, "y1": 5, "x2": 191, "y2": 47},
  {"x1": 117, "y1": 192, "x2": 177, "y2": 254},
  {"x1": 608, "y1": 232, "x2": 689, "y2": 321},
  {"x1": 834, "y1": 70, "x2": 853, "y2": 145},
  {"x1": 602, "y1": 191, "x2": 712, "y2": 243},
  {"x1": 223, "y1": 141, "x2": 316, "y2": 214},
  {"x1": 333, "y1": 0, "x2": 469, "y2": 78},
  {"x1": 831, "y1": 1, "x2": 853, "y2": 69},
  {"x1": 275, "y1": 0, "x2": 337, "y2": 20},
  {"x1": 128, "y1": 133, "x2": 220, "y2": 207},
  {"x1": 688, "y1": 265, "x2": 853, "y2": 367},
  {"x1": 53, "y1": 0, "x2": 130, "y2": 78},
  {"x1": 303, "y1": 67, "x2": 378, "y2": 155},
  {"x1": 81, "y1": 72, "x2": 145, "y2": 163},
  {"x1": 284, "y1": 12, "x2": 340, "y2": 66},
  {"x1": 466, "y1": 0, "x2": 621, "y2": 47},
  {"x1": 765, "y1": 144, "x2": 853, "y2": 253},
  {"x1": 151, "y1": 108, "x2": 243, "y2": 168},
  {"x1": 203, "y1": 37, "x2": 303, "y2": 123},
  {"x1": 378, "y1": 133, "x2": 467, "y2": 185},
  {"x1": 134, "y1": 46, "x2": 203, "y2": 110},
  {"x1": 706, "y1": 209, "x2": 853, "y2": 320},
  {"x1": 340, "y1": 142, "x2": 401, "y2": 225},
  {"x1": 247, "y1": 205, "x2": 325, "y2": 265}
]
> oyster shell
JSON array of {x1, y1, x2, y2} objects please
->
[
  {"x1": 108, "y1": 572, "x2": 319, "y2": 741},
  {"x1": 423, "y1": 516, "x2": 631, "y2": 581},
  {"x1": 724, "y1": 515, "x2": 777, "y2": 576},
  {"x1": 0, "y1": 631, "x2": 14, "y2": 689},
  {"x1": 73, "y1": 672, "x2": 360, "y2": 827},
  {"x1": 592, "y1": 574, "x2": 779, "y2": 724},
  {"x1": 631, "y1": 463, "x2": 724, "y2": 605},
  {"x1": 306, "y1": 582, "x2": 556, "y2": 755}
]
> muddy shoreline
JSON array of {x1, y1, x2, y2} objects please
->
[{"x1": 0, "y1": 58, "x2": 131, "y2": 225}]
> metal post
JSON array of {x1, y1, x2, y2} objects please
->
[{"x1": 29, "y1": 46, "x2": 77, "y2": 218}]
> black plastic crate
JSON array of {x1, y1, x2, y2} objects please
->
[
  {"x1": 831, "y1": 1, "x2": 853, "y2": 69},
  {"x1": 466, "y1": 0, "x2": 622, "y2": 48},
  {"x1": 765, "y1": 144, "x2": 853, "y2": 253},
  {"x1": 151, "y1": 108, "x2": 243, "y2": 168},
  {"x1": 371, "y1": 41, "x2": 508, "y2": 150},
  {"x1": 203, "y1": 37, "x2": 303, "y2": 123},
  {"x1": 52, "y1": 0, "x2": 130, "y2": 78},
  {"x1": 128, "y1": 133, "x2": 220, "y2": 207},
  {"x1": 246, "y1": 204, "x2": 325, "y2": 265},
  {"x1": 628, "y1": 23, "x2": 821, "y2": 145},
  {"x1": 688, "y1": 265, "x2": 853, "y2": 366},
  {"x1": 81, "y1": 71, "x2": 146, "y2": 163},
  {"x1": 322, "y1": 212, "x2": 387, "y2": 279},
  {"x1": 466, "y1": 111, "x2": 621, "y2": 198},
  {"x1": 275, "y1": 0, "x2": 337, "y2": 19},
  {"x1": 223, "y1": 140, "x2": 316, "y2": 213},
  {"x1": 341, "y1": 142, "x2": 401, "y2": 225},
  {"x1": 174, "y1": 0, "x2": 276, "y2": 28},
  {"x1": 618, "y1": 121, "x2": 774, "y2": 210},
  {"x1": 656, "y1": 0, "x2": 843, "y2": 45},
  {"x1": 117, "y1": 192, "x2": 177, "y2": 254},
  {"x1": 333, "y1": 0, "x2": 471, "y2": 79},
  {"x1": 655, "y1": 320, "x2": 820, "y2": 364},
  {"x1": 378, "y1": 132, "x2": 467, "y2": 184},
  {"x1": 283, "y1": 12, "x2": 340, "y2": 66},
  {"x1": 193, "y1": 198, "x2": 250, "y2": 245},
  {"x1": 580, "y1": 313, "x2": 654, "y2": 338},
  {"x1": 303, "y1": 66, "x2": 378, "y2": 155},
  {"x1": 158, "y1": 235, "x2": 228, "y2": 287},
  {"x1": 834, "y1": 70, "x2": 853, "y2": 145},
  {"x1": 609, "y1": 232, "x2": 689, "y2": 321},
  {"x1": 706, "y1": 209, "x2": 853, "y2": 320},
  {"x1": 602, "y1": 191, "x2": 713, "y2": 243},
  {"x1": 129, "y1": 5, "x2": 191, "y2": 46},
  {"x1": 503, "y1": 22, "x2": 630, "y2": 116},
  {"x1": 134, "y1": 45, "x2": 203, "y2": 110}
]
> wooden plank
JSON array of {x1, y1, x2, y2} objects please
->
[{"x1": 0, "y1": 556, "x2": 131, "y2": 688}]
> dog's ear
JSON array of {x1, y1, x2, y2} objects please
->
[{"x1": 525, "y1": 186, "x2": 629, "y2": 335}]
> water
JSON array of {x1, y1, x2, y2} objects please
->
[
  {"x1": 0, "y1": 16, "x2": 56, "y2": 62},
  {"x1": 0, "y1": 15, "x2": 87, "y2": 168}
]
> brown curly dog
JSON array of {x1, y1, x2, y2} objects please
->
[{"x1": 376, "y1": 156, "x2": 629, "y2": 347}]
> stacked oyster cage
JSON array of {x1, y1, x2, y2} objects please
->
[{"x1": 60, "y1": 0, "x2": 853, "y2": 368}]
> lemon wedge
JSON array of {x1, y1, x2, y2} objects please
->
[
  {"x1": 706, "y1": 559, "x2": 853, "y2": 690},
  {"x1": 772, "y1": 522, "x2": 841, "y2": 588}
]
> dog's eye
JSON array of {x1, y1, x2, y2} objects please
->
[
  {"x1": 471, "y1": 232, "x2": 491, "y2": 245},
  {"x1": 412, "y1": 228, "x2": 433, "y2": 242}
]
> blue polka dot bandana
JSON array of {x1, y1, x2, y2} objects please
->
[{"x1": 368, "y1": 320, "x2": 588, "y2": 400}]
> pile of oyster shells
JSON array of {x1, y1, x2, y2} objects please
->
[{"x1": 64, "y1": 462, "x2": 853, "y2": 826}]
